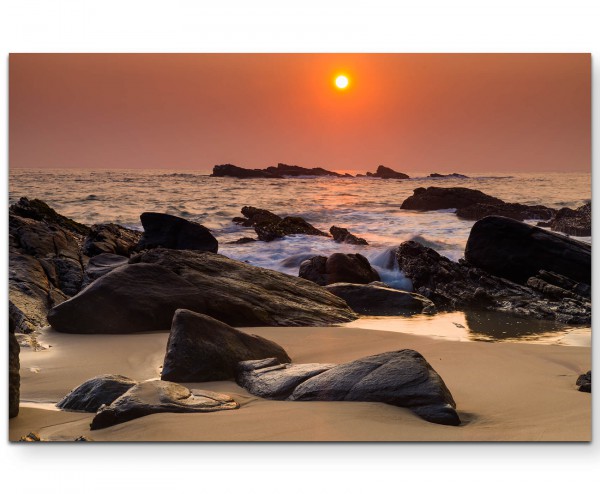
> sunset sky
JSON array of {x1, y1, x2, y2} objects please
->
[{"x1": 9, "y1": 53, "x2": 590, "y2": 173}]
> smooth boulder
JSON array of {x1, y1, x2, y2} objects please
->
[
  {"x1": 162, "y1": 310, "x2": 291, "y2": 382},
  {"x1": 456, "y1": 202, "x2": 555, "y2": 221},
  {"x1": 137, "y1": 212, "x2": 218, "y2": 253},
  {"x1": 82, "y1": 253, "x2": 129, "y2": 287},
  {"x1": 401, "y1": 187, "x2": 503, "y2": 211},
  {"x1": 57, "y1": 374, "x2": 138, "y2": 412},
  {"x1": 299, "y1": 253, "x2": 380, "y2": 286},
  {"x1": 465, "y1": 216, "x2": 591, "y2": 285},
  {"x1": 48, "y1": 249, "x2": 356, "y2": 333},
  {"x1": 90, "y1": 381, "x2": 238, "y2": 430}
]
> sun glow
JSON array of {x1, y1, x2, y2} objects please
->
[{"x1": 335, "y1": 74, "x2": 349, "y2": 89}]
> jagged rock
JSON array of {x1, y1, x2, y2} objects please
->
[
  {"x1": 90, "y1": 381, "x2": 239, "y2": 430},
  {"x1": 456, "y1": 202, "x2": 556, "y2": 221},
  {"x1": 526, "y1": 270, "x2": 590, "y2": 299},
  {"x1": 137, "y1": 212, "x2": 218, "y2": 252},
  {"x1": 235, "y1": 358, "x2": 335, "y2": 399},
  {"x1": 396, "y1": 240, "x2": 590, "y2": 324},
  {"x1": 57, "y1": 375, "x2": 138, "y2": 412},
  {"x1": 286, "y1": 350, "x2": 460, "y2": 426},
  {"x1": 299, "y1": 253, "x2": 380, "y2": 286},
  {"x1": 211, "y1": 164, "x2": 280, "y2": 178},
  {"x1": 48, "y1": 249, "x2": 356, "y2": 333},
  {"x1": 82, "y1": 253, "x2": 129, "y2": 287},
  {"x1": 538, "y1": 203, "x2": 591, "y2": 237},
  {"x1": 162, "y1": 310, "x2": 291, "y2": 382},
  {"x1": 9, "y1": 197, "x2": 90, "y2": 236},
  {"x1": 255, "y1": 216, "x2": 328, "y2": 242},
  {"x1": 325, "y1": 283, "x2": 436, "y2": 316},
  {"x1": 366, "y1": 165, "x2": 409, "y2": 179},
  {"x1": 576, "y1": 371, "x2": 591, "y2": 393},
  {"x1": 212, "y1": 163, "x2": 342, "y2": 178},
  {"x1": 429, "y1": 173, "x2": 469, "y2": 178},
  {"x1": 233, "y1": 206, "x2": 282, "y2": 227},
  {"x1": 401, "y1": 187, "x2": 503, "y2": 211},
  {"x1": 9, "y1": 313, "x2": 20, "y2": 418},
  {"x1": 83, "y1": 223, "x2": 142, "y2": 257},
  {"x1": 330, "y1": 226, "x2": 368, "y2": 245},
  {"x1": 465, "y1": 216, "x2": 591, "y2": 285}
]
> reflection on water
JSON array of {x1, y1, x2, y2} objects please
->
[{"x1": 345, "y1": 311, "x2": 591, "y2": 347}]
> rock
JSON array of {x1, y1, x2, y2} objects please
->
[
  {"x1": 366, "y1": 165, "x2": 410, "y2": 179},
  {"x1": 255, "y1": 216, "x2": 328, "y2": 242},
  {"x1": 82, "y1": 253, "x2": 129, "y2": 287},
  {"x1": 137, "y1": 212, "x2": 218, "y2": 252},
  {"x1": 212, "y1": 163, "x2": 343, "y2": 178},
  {"x1": 233, "y1": 206, "x2": 282, "y2": 227},
  {"x1": 287, "y1": 350, "x2": 460, "y2": 426},
  {"x1": 83, "y1": 223, "x2": 142, "y2": 257},
  {"x1": 330, "y1": 226, "x2": 368, "y2": 245},
  {"x1": 9, "y1": 314, "x2": 20, "y2": 418},
  {"x1": 279, "y1": 253, "x2": 318, "y2": 269},
  {"x1": 538, "y1": 203, "x2": 591, "y2": 236},
  {"x1": 576, "y1": 371, "x2": 591, "y2": 393},
  {"x1": 10, "y1": 197, "x2": 90, "y2": 237},
  {"x1": 465, "y1": 216, "x2": 591, "y2": 285},
  {"x1": 57, "y1": 375, "x2": 138, "y2": 412},
  {"x1": 401, "y1": 187, "x2": 503, "y2": 211},
  {"x1": 526, "y1": 270, "x2": 590, "y2": 299},
  {"x1": 396, "y1": 240, "x2": 590, "y2": 324},
  {"x1": 162, "y1": 310, "x2": 291, "y2": 382},
  {"x1": 19, "y1": 432, "x2": 41, "y2": 442},
  {"x1": 235, "y1": 359, "x2": 335, "y2": 399},
  {"x1": 429, "y1": 173, "x2": 469, "y2": 178},
  {"x1": 227, "y1": 237, "x2": 257, "y2": 244},
  {"x1": 211, "y1": 164, "x2": 280, "y2": 178},
  {"x1": 325, "y1": 283, "x2": 436, "y2": 316},
  {"x1": 299, "y1": 253, "x2": 380, "y2": 286},
  {"x1": 456, "y1": 202, "x2": 556, "y2": 222},
  {"x1": 48, "y1": 249, "x2": 356, "y2": 333},
  {"x1": 90, "y1": 381, "x2": 239, "y2": 430}
]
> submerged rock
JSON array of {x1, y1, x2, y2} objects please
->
[
  {"x1": 465, "y1": 216, "x2": 591, "y2": 285},
  {"x1": 325, "y1": 282, "x2": 436, "y2": 316},
  {"x1": 366, "y1": 165, "x2": 410, "y2": 179},
  {"x1": 137, "y1": 212, "x2": 218, "y2": 253},
  {"x1": 57, "y1": 375, "x2": 138, "y2": 412},
  {"x1": 330, "y1": 226, "x2": 368, "y2": 245},
  {"x1": 456, "y1": 202, "x2": 556, "y2": 222},
  {"x1": 90, "y1": 381, "x2": 239, "y2": 430},
  {"x1": 48, "y1": 249, "x2": 356, "y2": 333},
  {"x1": 299, "y1": 253, "x2": 380, "y2": 286},
  {"x1": 538, "y1": 203, "x2": 591, "y2": 237},
  {"x1": 83, "y1": 223, "x2": 142, "y2": 257},
  {"x1": 401, "y1": 187, "x2": 503, "y2": 211},
  {"x1": 162, "y1": 310, "x2": 291, "y2": 382},
  {"x1": 576, "y1": 371, "x2": 591, "y2": 393}
]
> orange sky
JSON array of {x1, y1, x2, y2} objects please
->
[{"x1": 9, "y1": 53, "x2": 590, "y2": 173}]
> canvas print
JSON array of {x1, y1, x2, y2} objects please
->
[{"x1": 8, "y1": 53, "x2": 590, "y2": 442}]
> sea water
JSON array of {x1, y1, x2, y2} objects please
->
[{"x1": 9, "y1": 169, "x2": 591, "y2": 344}]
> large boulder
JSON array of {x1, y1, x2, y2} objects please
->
[
  {"x1": 161, "y1": 310, "x2": 291, "y2": 382},
  {"x1": 366, "y1": 165, "x2": 409, "y2": 179},
  {"x1": 137, "y1": 212, "x2": 218, "y2": 253},
  {"x1": 396, "y1": 240, "x2": 590, "y2": 324},
  {"x1": 538, "y1": 203, "x2": 591, "y2": 237},
  {"x1": 465, "y1": 216, "x2": 591, "y2": 285},
  {"x1": 9, "y1": 314, "x2": 20, "y2": 418},
  {"x1": 401, "y1": 187, "x2": 503, "y2": 211},
  {"x1": 82, "y1": 253, "x2": 129, "y2": 287},
  {"x1": 299, "y1": 253, "x2": 380, "y2": 286},
  {"x1": 48, "y1": 249, "x2": 356, "y2": 333},
  {"x1": 456, "y1": 202, "x2": 555, "y2": 222},
  {"x1": 235, "y1": 358, "x2": 335, "y2": 400},
  {"x1": 90, "y1": 381, "x2": 238, "y2": 430},
  {"x1": 83, "y1": 223, "x2": 142, "y2": 257},
  {"x1": 329, "y1": 226, "x2": 368, "y2": 245},
  {"x1": 325, "y1": 282, "x2": 436, "y2": 316},
  {"x1": 57, "y1": 375, "x2": 138, "y2": 412}
]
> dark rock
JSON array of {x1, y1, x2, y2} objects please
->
[
  {"x1": 576, "y1": 371, "x2": 591, "y2": 393},
  {"x1": 465, "y1": 216, "x2": 591, "y2": 285},
  {"x1": 397, "y1": 240, "x2": 590, "y2": 324},
  {"x1": 137, "y1": 212, "x2": 218, "y2": 253},
  {"x1": 429, "y1": 173, "x2": 469, "y2": 178},
  {"x1": 19, "y1": 432, "x2": 41, "y2": 442},
  {"x1": 9, "y1": 314, "x2": 20, "y2": 418},
  {"x1": 233, "y1": 206, "x2": 282, "y2": 227},
  {"x1": 10, "y1": 197, "x2": 90, "y2": 237},
  {"x1": 299, "y1": 253, "x2": 380, "y2": 286},
  {"x1": 255, "y1": 216, "x2": 328, "y2": 242},
  {"x1": 57, "y1": 374, "x2": 138, "y2": 412},
  {"x1": 538, "y1": 203, "x2": 591, "y2": 237},
  {"x1": 288, "y1": 350, "x2": 460, "y2": 426},
  {"x1": 401, "y1": 187, "x2": 503, "y2": 211},
  {"x1": 48, "y1": 249, "x2": 356, "y2": 333},
  {"x1": 90, "y1": 381, "x2": 239, "y2": 430},
  {"x1": 526, "y1": 270, "x2": 590, "y2": 299},
  {"x1": 356, "y1": 174, "x2": 366, "y2": 178},
  {"x1": 83, "y1": 223, "x2": 142, "y2": 257},
  {"x1": 279, "y1": 253, "x2": 319, "y2": 269},
  {"x1": 82, "y1": 253, "x2": 129, "y2": 287},
  {"x1": 330, "y1": 226, "x2": 368, "y2": 245},
  {"x1": 227, "y1": 237, "x2": 257, "y2": 244},
  {"x1": 325, "y1": 283, "x2": 436, "y2": 316},
  {"x1": 235, "y1": 359, "x2": 335, "y2": 399},
  {"x1": 456, "y1": 202, "x2": 556, "y2": 221},
  {"x1": 162, "y1": 310, "x2": 291, "y2": 382},
  {"x1": 367, "y1": 165, "x2": 410, "y2": 179},
  {"x1": 264, "y1": 163, "x2": 343, "y2": 177},
  {"x1": 211, "y1": 164, "x2": 279, "y2": 178}
]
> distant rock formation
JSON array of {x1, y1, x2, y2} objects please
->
[
  {"x1": 429, "y1": 173, "x2": 468, "y2": 178},
  {"x1": 401, "y1": 187, "x2": 503, "y2": 210},
  {"x1": 212, "y1": 163, "x2": 343, "y2": 178},
  {"x1": 366, "y1": 165, "x2": 410, "y2": 179}
]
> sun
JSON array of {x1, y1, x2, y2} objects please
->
[{"x1": 335, "y1": 74, "x2": 349, "y2": 90}]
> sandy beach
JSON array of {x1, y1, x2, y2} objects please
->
[{"x1": 11, "y1": 324, "x2": 591, "y2": 442}]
